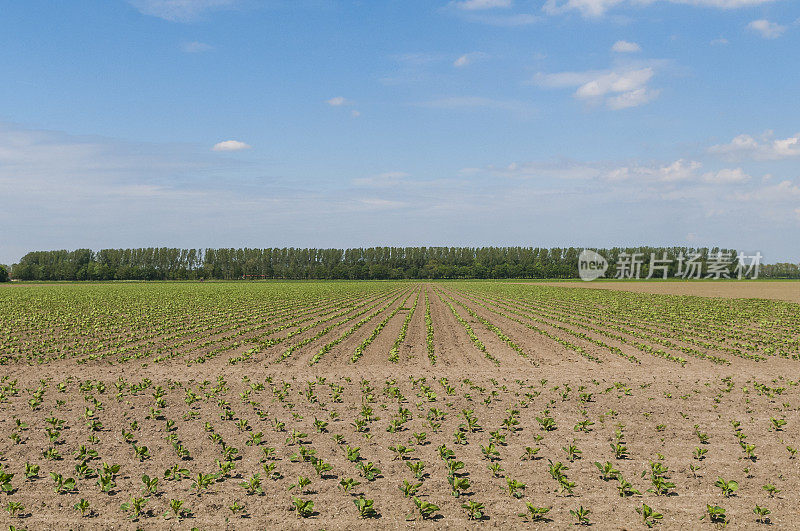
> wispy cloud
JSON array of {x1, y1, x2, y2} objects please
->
[
  {"x1": 604, "y1": 159, "x2": 703, "y2": 182},
  {"x1": 702, "y1": 168, "x2": 750, "y2": 184},
  {"x1": 356, "y1": 198, "x2": 408, "y2": 210},
  {"x1": 129, "y1": 0, "x2": 239, "y2": 22},
  {"x1": 180, "y1": 41, "x2": 213, "y2": 53},
  {"x1": 747, "y1": 19, "x2": 786, "y2": 39},
  {"x1": 481, "y1": 157, "x2": 761, "y2": 187},
  {"x1": 454, "y1": 12, "x2": 539, "y2": 25},
  {"x1": 612, "y1": 40, "x2": 641, "y2": 53},
  {"x1": 352, "y1": 172, "x2": 410, "y2": 187},
  {"x1": 326, "y1": 96, "x2": 348, "y2": 106},
  {"x1": 212, "y1": 140, "x2": 251, "y2": 152},
  {"x1": 535, "y1": 66, "x2": 660, "y2": 109},
  {"x1": 543, "y1": 0, "x2": 778, "y2": 18},
  {"x1": 453, "y1": 52, "x2": 489, "y2": 67},
  {"x1": 731, "y1": 179, "x2": 800, "y2": 202},
  {"x1": 709, "y1": 132, "x2": 800, "y2": 160},
  {"x1": 326, "y1": 97, "x2": 361, "y2": 116},
  {"x1": 674, "y1": 0, "x2": 778, "y2": 7},
  {"x1": 481, "y1": 158, "x2": 705, "y2": 182},
  {"x1": 543, "y1": 0, "x2": 625, "y2": 17},
  {"x1": 450, "y1": 0, "x2": 513, "y2": 10}
]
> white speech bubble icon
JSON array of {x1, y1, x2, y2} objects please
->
[{"x1": 578, "y1": 249, "x2": 608, "y2": 282}]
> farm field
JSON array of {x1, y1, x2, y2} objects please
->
[{"x1": 0, "y1": 281, "x2": 799, "y2": 529}]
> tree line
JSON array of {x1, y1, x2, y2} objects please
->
[{"x1": 7, "y1": 247, "x2": 797, "y2": 281}]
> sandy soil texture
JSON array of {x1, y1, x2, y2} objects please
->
[{"x1": 0, "y1": 281, "x2": 798, "y2": 529}]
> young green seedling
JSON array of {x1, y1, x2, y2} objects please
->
[
  {"x1": 519, "y1": 503, "x2": 551, "y2": 522},
  {"x1": 715, "y1": 477, "x2": 739, "y2": 498},
  {"x1": 753, "y1": 505, "x2": 771, "y2": 524},
  {"x1": 570, "y1": 506, "x2": 591, "y2": 526},
  {"x1": 120, "y1": 496, "x2": 147, "y2": 520},
  {"x1": 637, "y1": 503, "x2": 663, "y2": 528},
  {"x1": 73, "y1": 498, "x2": 91, "y2": 517},
  {"x1": 462, "y1": 500, "x2": 485, "y2": 520},
  {"x1": 406, "y1": 460, "x2": 425, "y2": 479},
  {"x1": 411, "y1": 497, "x2": 440, "y2": 520},
  {"x1": 595, "y1": 461, "x2": 620, "y2": 481},
  {"x1": 448, "y1": 475, "x2": 470, "y2": 497},
  {"x1": 703, "y1": 504, "x2": 727, "y2": 525},
  {"x1": 141, "y1": 474, "x2": 158, "y2": 495},
  {"x1": 288, "y1": 476, "x2": 312, "y2": 494},
  {"x1": 291, "y1": 497, "x2": 314, "y2": 518},
  {"x1": 506, "y1": 477, "x2": 526, "y2": 499},
  {"x1": 240, "y1": 473, "x2": 263, "y2": 495},
  {"x1": 399, "y1": 480, "x2": 421, "y2": 498},
  {"x1": 353, "y1": 497, "x2": 378, "y2": 518}
]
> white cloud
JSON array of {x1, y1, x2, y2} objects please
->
[
  {"x1": 731, "y1": 180, "x2": 800, "y2": 202},
  {"x1": 180, "y1": 41, "x2": 213, "y2": 53},
  {"x1": 486, "y1": 158, "x2": 704, "y2": 183},
  {"x1": 543, "y1": 0, "x2": 777, "y2": 17},
  {"x1": 607, "y1": 87, "x2": 660, "y2": 109},
  {"x1": 453, "y1": 52, "x2": 488, "y2": 67},
  {"x1": 450, "y1": 0, "x2": 513, "y2": 10},
  {"x1": 493, "y1": 160, "x2": 608, "y2": 180},
  {"x1": 702, "y1": 168, "x2": 750, "y2": 184},
  {"x1": 710, "y1": 37, "x2": 729, "y2": 45},
  {"x1": 129, "y1": 0, "x2": 239, "y2": 22},
  {"x1": 709, "y1": 133, "x2": 800, "y2": 160},
  {"x1": 356, "y1": 198, "x2": 407, "y2": 210},
  {"x1": 352, "y1": 172, "x2": 410, "y2": 187},
  {"x1": 351, "y1": 110, "x2": 361, "y2": 117},
  {"x1": 614, "y1": 159, "x2": 702, "y2": 182},
  {"x1": 536, "y1": 66, "x2": 659, "y2": 109},
  {"x1": 543, "y1": 0, "x2": 625, "y2": 17},
  {"x1": 612, "y1": 40, "x2": 641, "y2": 53},
  {"x1": 212, "y1": 140, "x2": 251, "y2": 152},
  {"x1": 447, "y1": 0, "x2": 537, "y2": 25},
  {"x1": 642, "y1": 161, "x2": 752, "y2": 185},
  {"x1": 671, "y1": 0, "x2": 777, "y2": 7},
  {"x1": 467, "y1": 13, "x2": 539, "y2": 25},
  {"x1": 747, "y1": 19, "x2": 786, "y2": 39},
  {"x1": 326, "y1": 96, "x2": 348, "y2": 106}
]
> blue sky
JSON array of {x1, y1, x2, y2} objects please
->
[{"x1": 1, "y1": 0, "x2": 798, "y2": 265}]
